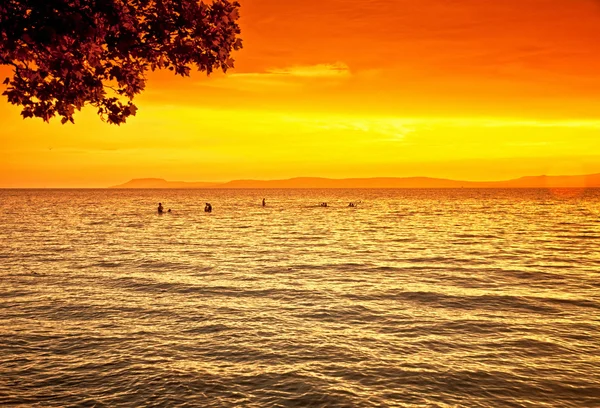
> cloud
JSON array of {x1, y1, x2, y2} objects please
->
[
  {"x1": 280, "y1": 114, "x2": 416, "y2": 141},
  {"x1": 264, "y1": 62, "x2": 351, "y2": 78},
  {"x1": 197, "y1": 62, "x2": 352, "y2": 92},
  {"x1": 428, "y1": 118, "x2": 600, "y2": 129}
]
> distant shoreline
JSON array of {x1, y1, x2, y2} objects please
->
[
  {"x1": 106, "y1": 174, "x2": 600, "y2": 189},
  {"x1": 2, "y1": 174, "x2": 600, "y2": 189}
]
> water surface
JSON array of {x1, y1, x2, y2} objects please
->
[{"x1": 1, "y1": 189, "x2": 599, "y2": 407}]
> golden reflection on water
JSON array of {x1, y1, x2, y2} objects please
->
[
  {"x1": 0, "y1": 188, "x2": 599, "y2": 407},
  {"x1": 548, "y1": 187, "x2": 587, "y2": 200}
]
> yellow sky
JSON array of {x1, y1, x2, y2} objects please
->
[{"x1": 2, "y1": 0, "x2": 600, "y2": 187}]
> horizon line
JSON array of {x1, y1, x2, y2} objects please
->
[{"x1": 5, "y1": 173, "x2": 600, "y2": 189}]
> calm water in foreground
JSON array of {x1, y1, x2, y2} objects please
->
[{"x1": 1, "y1": 189, "x2": 599, "y2": 407}]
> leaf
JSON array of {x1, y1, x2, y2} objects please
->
[{"x1": 0, "y1": 0, "x2": 242, "y2": 125}]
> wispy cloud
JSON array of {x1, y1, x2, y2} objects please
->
[
  {"x1": 279, "y1": 115, "x2": 416, "y2": 141},
  {"x1": 424, "y1": 118, "x2": 600, "y2": 129},
  {"x1": 198, "y1": 62, "x2": 352, "y2": 92},
  {"x1": 264, "y1": 62, "x2": 351, "y2": 78}
]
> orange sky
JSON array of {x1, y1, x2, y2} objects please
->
[{"x1": 2, "y1": 0, "x2": 600, "y2": 187}]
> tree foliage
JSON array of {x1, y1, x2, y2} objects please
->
[{"x1": 0, "y1": 0, "x2": 242, "y2": 124}]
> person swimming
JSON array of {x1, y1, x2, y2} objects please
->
[
  {"x1": 320, "y1": 202, "x2": 328, "y2": 207},
  {"x1": 158, "y1": 203, "x2": 164, "y2": 214},
  {"x1": 204, "y1": 203, "x2": 212, "y2": 213}
]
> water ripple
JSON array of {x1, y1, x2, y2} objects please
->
[{"x1": 1, "y1": 188, "x2": 599, "y2": 407}]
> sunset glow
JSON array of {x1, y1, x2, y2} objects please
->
[
  {"x1": 2, "y1": 0, "x2": 600, "y2": 187},
  {"x1": 2, "y1": 2, "x2": 600, "y2": 405}
]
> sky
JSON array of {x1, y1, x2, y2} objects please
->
[{"x1": 2, "y1": 0, "x2": 600, "y2": 187}]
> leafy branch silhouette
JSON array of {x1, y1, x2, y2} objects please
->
[{"x1": 0, "y1": 0, "x2": 242, "y2": 124}]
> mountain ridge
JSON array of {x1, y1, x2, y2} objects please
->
[{"x1": 110, "y1": 174, "x2": 600, "y2": 189}]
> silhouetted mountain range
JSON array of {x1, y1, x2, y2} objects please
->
[
  {"x1": 110, "y1": 178, "x2": 221, "y2": 189},
  {"x1": 110, "y1": 174, "x2": 600, "y2": 189}
]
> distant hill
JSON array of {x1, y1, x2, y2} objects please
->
[
  {"x1": 110, "y1": 174, "x2": 600, "y2": 189},
  {"x1": 110, "y1": 178, "x2": 221, "y2": 189},
  {"x1": 218, "y1": 177, "x2": 472, "y2": 188}
]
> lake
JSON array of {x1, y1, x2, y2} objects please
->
[{"x1": 1, "y1": 188, "x2": 599, "y2": 407}]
